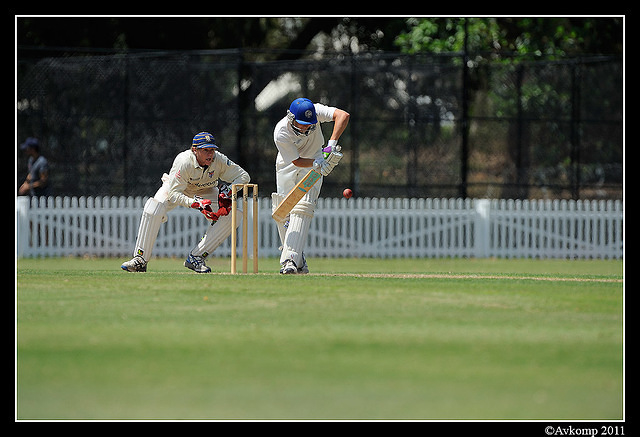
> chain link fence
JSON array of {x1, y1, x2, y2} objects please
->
[{"x1": 17, "y1": 48, "x2": 623, "y2": 200}]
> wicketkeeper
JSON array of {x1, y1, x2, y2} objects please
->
[
  {"x1": 121, "y1": 132, "x2": 250, "y2": 273},
  {"x1": 272, "y1": 98, "x2": 350, "y2": 274}
]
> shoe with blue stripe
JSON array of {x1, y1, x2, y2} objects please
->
[{"x1": 184, "y1": 253, "x2": 211, "y2": 273}]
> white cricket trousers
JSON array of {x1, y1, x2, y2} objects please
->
[{"x1": 275, "y1": 162, "x2": 322, "y2": 267}]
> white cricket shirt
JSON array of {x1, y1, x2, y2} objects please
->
[{"x1": 163, "y1": 149, "x2": 250, "y2": 208}]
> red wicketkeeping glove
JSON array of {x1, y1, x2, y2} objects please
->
[
  {"x1": 217, "y1": 192, "x2": 232, "y2": 217},
  {"x1": 191, "y1": 197, "x2": 217, "y2": 221}
]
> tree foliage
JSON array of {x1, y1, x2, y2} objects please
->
[{"x1": 393, "y1": 17, "x2": 623, "y2": 57}]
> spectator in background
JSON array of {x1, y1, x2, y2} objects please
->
[{"x1": 18, "y1": 137, "x2": 51, "y2": 197}]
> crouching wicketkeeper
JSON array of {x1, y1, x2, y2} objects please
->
[{"x1": 120, "y1": 132, "x2": 250, "y2": 273}]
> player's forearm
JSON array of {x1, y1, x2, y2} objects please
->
[
  {"x1": 292, "y1": 157, "x2": 315, "y2": 168},
  {"x1": 165, "y1": 174, "x2": 193, "y2": 207},
  {"x1": 329, "y1": 109, "x2": 350, "y2": 141},
  {"x1": 168, "y1": 190, "x2": 195, "y2": 208}
]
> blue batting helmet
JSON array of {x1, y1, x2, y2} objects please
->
[{"x1": 288, "y1": 98, "x2": 317, "y2": 125}]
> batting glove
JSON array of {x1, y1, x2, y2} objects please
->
[
  {"x1": 314, "y1": 151, "x2": 343, "y2": 176},
  {"x1": 322, "y1": 140, "x2": 342, "y2": 158}
]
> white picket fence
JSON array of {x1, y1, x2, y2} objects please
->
[{"x1": 16, "y1": 196, "x2": 623, "y2": 259}]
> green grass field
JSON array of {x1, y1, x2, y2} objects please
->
[{"x1": 16, "y1": 257, "x2": 624, "y2": 421}]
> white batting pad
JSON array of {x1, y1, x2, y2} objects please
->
[
  {"x1": 133, "y1": 198, "x2": 167, "y2": 261},
  {"x1": 271, "y1": 192, "x2": 288, "y2": 244},
  {"x1": 280, "y1": 200, "x2": 314, "y2": 266}
]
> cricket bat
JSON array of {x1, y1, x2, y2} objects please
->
[{"x1": 272, "y1": 169, "x2": 322, "y2": 222}]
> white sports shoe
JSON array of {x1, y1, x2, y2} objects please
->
[
  {"x1": 121, "y1": 255, "x2": 147, "y2": 272},
  {"x1": 184, "y1": 253, "x2": 211, "y2": 273},
  {"x1": 280, "y1": 259, "x2": 298, "y2": 274}
]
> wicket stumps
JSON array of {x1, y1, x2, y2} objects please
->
[{"x1": 230, "y1": 183, "x2": 258, "y2": 274}]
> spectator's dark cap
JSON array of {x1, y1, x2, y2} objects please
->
[{"x1": 20, "y1": 137, "x2": 40, "y2": 150}]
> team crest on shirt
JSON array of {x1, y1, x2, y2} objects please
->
[{"x1": 208, "y1": 170, "x2": 215, "y2": 178}]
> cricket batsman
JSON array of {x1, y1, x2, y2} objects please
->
[
  {"x1": 272, "y1": 97, "x2": 350, "y2": 274},
  {"x1": 121, "y1": 132, "x2": 250, "y2": 273}
]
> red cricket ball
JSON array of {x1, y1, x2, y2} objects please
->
[{"x1": 343, "y1": 188, "x2": 353, "y2": 199}]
